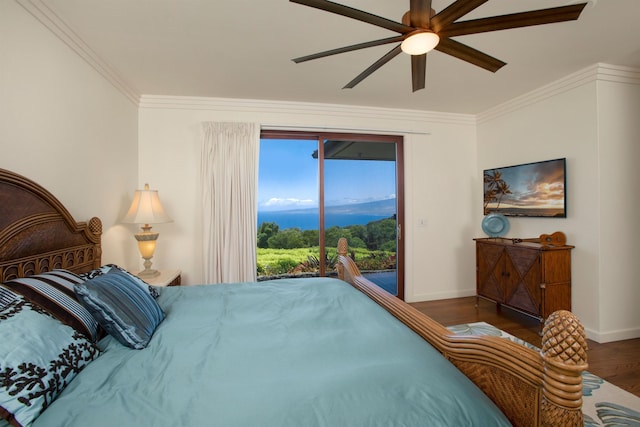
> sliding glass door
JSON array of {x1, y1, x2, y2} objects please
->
[
  {"x1": 258, "y1": 131, "x2": 404, "y2": 298},
  {"x1": 256, "y1": 138, "x2": 320, "y2": 278}
]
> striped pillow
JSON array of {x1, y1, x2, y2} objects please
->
[
  {"x1": 0, "y1": 286, "x2": 19, "y2": 311},
  {"x1": 79, "y1": 264, "x2": 160, "y2": 299},
  {"x1": 74, "y1": 270, "x2": 165, "y2": 349},
  {"x1": 2, "y1": 270, "x2": 99, "y2": 341}
]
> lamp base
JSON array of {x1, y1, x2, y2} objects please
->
[{"x1": 134, "y1": 230, "x2": 160, "y2": 279}]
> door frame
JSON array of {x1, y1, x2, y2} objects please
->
[{"x1": 260, "y1": 129, "x2": 405, "y2": 300}]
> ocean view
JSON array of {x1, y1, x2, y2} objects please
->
[
  {"x1": 257, "y1": 211, "x2": 389, "y2": 230},
  {"x1": 258, "y1": 198, "x2": 396, "y2": 230}
]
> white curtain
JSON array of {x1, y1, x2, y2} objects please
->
[{"x1": 200, "y1": 122, "x2": 260, "y2": 283}]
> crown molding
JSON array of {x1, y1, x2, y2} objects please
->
[
  {"x1": 477, "y1": 63, "x2": 640, "y2": 124},
  {"x1": 595, "y1": 63, "x2": 640, "y2": 84},
  {"x1": 16, "y1": 0, "x2": 140, "y2": 106},
  {"x1": 139, "y1": 95, "x2": 477, "y2": 128}
]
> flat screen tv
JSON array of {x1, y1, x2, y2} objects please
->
[{"x1": 483, "y1": 158, "x2": 566, "y2": 218}]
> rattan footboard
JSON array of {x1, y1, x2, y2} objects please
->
[{"x1": 336, "y1": 237, "x2": 587, "y2": 427}]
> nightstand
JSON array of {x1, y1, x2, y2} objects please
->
[{"x1": 136, "y1": 269, "x2": 182, "y2": 287}]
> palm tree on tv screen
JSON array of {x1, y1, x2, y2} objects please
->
[{"x1": 484, "y1": 170, "x2": 512, "y2": 213}]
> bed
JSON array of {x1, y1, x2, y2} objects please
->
[{"x1": 0, "y1": 168, "x2": 588, "y2": 427}]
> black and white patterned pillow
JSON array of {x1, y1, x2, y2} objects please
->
[
  {"x1": 2, "y1": 270, "x2": 99, "y2": 341},
  {"x1": 0, "y1": 295, "x2": 100, "y2": 427},
  {"x1": 79, "y1": 264, "x2": 160, "y2": 299}
]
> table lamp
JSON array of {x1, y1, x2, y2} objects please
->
[{"x1": 122, "y1": 183, "x2": 173, "y2": 278}]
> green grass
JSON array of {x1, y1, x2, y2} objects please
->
[
  {"x1": 257, "y1": 246, "x2": 395, "y2": 276},
  {"x1": 257, "y1": 247, "x2": 316, "y2": 264}
]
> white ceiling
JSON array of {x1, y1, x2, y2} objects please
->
[{"x1": 38, "y1": 0, "x2": 640, "y2": 114}]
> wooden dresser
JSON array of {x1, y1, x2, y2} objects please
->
[{"x1": 474, "y1": 236, "x2": 574, "y2": 323}]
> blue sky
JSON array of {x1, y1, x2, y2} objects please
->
[{"x1": 258, "y1": 139, "x2": 396, "y2": 212}]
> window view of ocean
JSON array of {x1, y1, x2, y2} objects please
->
[
  {"x1": 257, "y1": 138, "x2": 400, "y2": 295},
  {"x1": 257, "y1": 211, "x2": 388, "y2": 230}
]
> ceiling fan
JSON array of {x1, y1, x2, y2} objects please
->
[{"x1": 290, "y1": 0, "x2": 588, "y2": 92}]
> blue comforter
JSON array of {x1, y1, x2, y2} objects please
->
[{"x1": 34, "y1": 278, "x2": 511, "y2": 426}]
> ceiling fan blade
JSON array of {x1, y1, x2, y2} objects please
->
[
  {"x1": 344, "y1": 45, "x2": 402, "y2": 89},
  {"x1": 292, "y1": 36, "x2": 405, "y2": 63},
  {"x1": 290, "y1": 0, "x2": 413, "y2": 34},
  {"x1": 430, "y1": 0, "x2": 488, "y2": 32},
  {"x1": 439, "y1": 3, "x2": 588, "y2": 38},
  {"x1": 435, "y1": 38, "x2": 506, "y2": 72},
  {"x1": 411, "y1": 54, "x2": 426, "y2": 92},
  {"x1": 410, "y1": 0, "x2": 431, "y2": 28}
]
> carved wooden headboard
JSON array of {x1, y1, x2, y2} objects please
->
[{"x1": 0, "y1": 168, "x2": 102, "y2": 281}]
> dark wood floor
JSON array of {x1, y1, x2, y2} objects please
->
[{"x1": 409, "y1": 296, "x2": 640, "y2": 398}]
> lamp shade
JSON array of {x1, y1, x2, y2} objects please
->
[{"x1": 122, "y1": 184, "x2": 173, "y2": 225}]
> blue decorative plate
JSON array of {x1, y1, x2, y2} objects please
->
[{"x1": 482, "y1": 213, "x2": 510, "y2": 237}]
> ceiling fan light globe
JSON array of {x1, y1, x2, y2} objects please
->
[{"x1": 401, "y1": 31, "x2": 440, "y2": 55}]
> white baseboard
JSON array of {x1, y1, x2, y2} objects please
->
[{"x1": 584, "y1": 326, "x2": 640, "y2": 344}]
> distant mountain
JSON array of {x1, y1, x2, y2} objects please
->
[
  {"x1": 264, "y1": 198, "x2": 396, "y2": 216},
  {"x1": 325, "y1": 198, "x2": 396, "y2": 216}
]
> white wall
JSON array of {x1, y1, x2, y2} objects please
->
[
  {"x1": 596, "y1": 73, "x2": 640, "y2": 340},
  {"x1": 477, "y1": 64, "x2": 640, "y2": 342},
  {"x1": 137, "y1": 97, "x2": 478, "y2": 302},
  {"x1": 0, "y1": 1, "x2": 139, "y2": 269}
]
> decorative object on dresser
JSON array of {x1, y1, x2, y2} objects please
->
[
  {"x1": 136, "y1": 269, "x2": 181, "y2": 287},
  {"x1": 475, "y1": 232, "x2": 574, "y2": 325},
  {"x1": 121, "y1": 184, "x2": 173, "y2": 278},
  {"x1": 481, "y1": 212, "x2": 510, "y2": 237}
]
